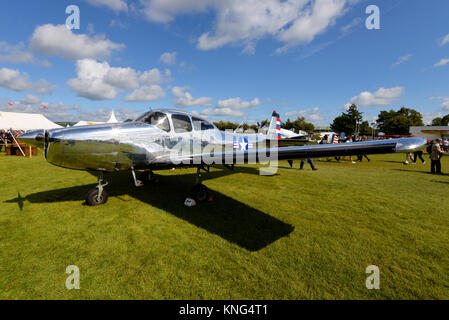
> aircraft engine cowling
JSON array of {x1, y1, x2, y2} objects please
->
[{"x1": 45, "y1": 125, "x2": 121, "y2": 172}]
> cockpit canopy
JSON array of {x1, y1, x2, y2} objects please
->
[{"x1": 136, "y1": 110, "x2": 215, "y2": 133}]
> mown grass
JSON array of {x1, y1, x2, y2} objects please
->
[{"x1": 0, "y1": 152, "x2": 448, "y2": 300}]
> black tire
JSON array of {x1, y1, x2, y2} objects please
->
[
  {"x1": 190, "y1": 184, "x2": 209, "y2": 203},
  {"x1": 85, "y1": 188, "x2": 108, "y2": 206},
  {"x1": 140, "y1": 171, "x2": 157, "y2": 183}
]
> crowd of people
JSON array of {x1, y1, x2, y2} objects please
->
[
  {"x1": 0, "y1": 129, "x2": 25, "y2": 152},
  {"x1": 299, "y1": 134, "x2": 448, "y2": 175}
]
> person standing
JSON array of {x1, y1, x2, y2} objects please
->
[
  {"x1": 431, "y1": 139, "x2": 444, "y2": 174},
  {"x1": 443, "y1": 138, "x2": 449, "y2": 152}
]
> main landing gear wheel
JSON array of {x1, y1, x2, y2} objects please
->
[
  {"x1": 190, "y1": 184, "x2": 210, "y2": 203},
  {"x1": 86, "y1": 188, "x2": 109, "y2": 206},
  {"x1": 86, "y1": 172, "x2": 109, "y2": 206}
]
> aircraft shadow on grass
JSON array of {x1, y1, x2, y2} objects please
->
[{"x1": 5, "y1": 166, "x2": 293, "y2": 251}]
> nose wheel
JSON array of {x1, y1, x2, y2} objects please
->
[
  {"x1": 188, "y1": 166, "x2": 211, "y2": 203},
  {"x1": 190, "y1": 184, "x2": 210, "y2": 203},
  {"x1": 86, "y1": 172, "x2": 109, "y2": 206}
]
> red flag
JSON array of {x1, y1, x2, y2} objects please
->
[
  {"x1": 7, "y1": 102, "x2": 13, "y2": 106},
  {"x1": 40, "y1": 105, "x2": 48, "y2": 110}
]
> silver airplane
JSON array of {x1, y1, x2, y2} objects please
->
[{"x1": 19, "y1": 109, "x2": 426, "y2": 206}]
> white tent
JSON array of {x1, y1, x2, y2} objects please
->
[
  {"x1": 107, "y1": 110, "x2": 118, "y2": 123},
  {"x1": 74, "y1": 120, "x2": 103, "y2": 127},
  {"x1": 74, "y1": 110, "x2": 119, "y2": 127},
  {"x1": 0, "y1": 111, "x2": 62, "y2": 131}
]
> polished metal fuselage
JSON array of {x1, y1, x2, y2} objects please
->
[{"x1": 42, "y1": 121, "x2": 268, "y2": 172}]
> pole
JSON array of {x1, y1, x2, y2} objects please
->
[{"x1": 9, "y1": 129, "x2": 26, "y2": 157}]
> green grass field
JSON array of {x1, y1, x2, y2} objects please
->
[{"x1": 0, "y1": 152, "x2": 448, "y2": 300}]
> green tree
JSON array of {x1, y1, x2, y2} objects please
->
[
  {"x1": 359, "y1": 121, "x2": 373, "y2": 135},
  {"x1": 282, "y1": 117, "x2": 315, "y2": 133},
  {"x1": 431, "y1": 114, "x2": 449, "y2": 126},
  {"x1": 377, "y1": 107, "x2": 424, "y2": 135},
  {"x1": 330, "y1": 104, "x2": 363, "y2": 136},
  {"x1": 213, "y1": 121, "x2": 239, "y2": 131}
]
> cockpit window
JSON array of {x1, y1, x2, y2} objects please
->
[
  {"x1": 192, "y1": 117, "x2": 215, "y2": 131},
  {"x1": 172, "y1": 114, "x2": 193, "y2": 133},
  {"x1": 141, "y1": 112, "x2": 171, "y2": 132}
]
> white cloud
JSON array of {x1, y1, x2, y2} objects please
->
[
  {"x1": 159, "y1": 52, "x2": 177, "y2": 66},
  {"x1": 392, "y1": 54, "x2": 412, "y2": 67},
  {"x1": 216, "y1": 97, "x2": 262, "y2": 109},
  {"x1": 171, "y1": 86, "x2": 213, "y2": 107},
  {"x1": 0, "y1": 41, "x2": 51, "y2": 67},
  {"x1": 141, "y1": 0, "x2": 354, "y2": 54},
  {"x1": 197, "y1": 96, "x2": 262, "y2": 119},
  {"x1": 285, "y1": 107, "x2": 324, "y2": 121},
  {"x1": 86, "y1": 0, "x2": 128, "y2": 12},
  {"x1": 139, "y1": 68, "x2": 163, "y2": 84},
  {"x1": 0, "y1": 99, "x2": 143, "y2": 123},
  {"x1": 0, "y1": 100, "x2": 81, "y2": 122},
  {"x1": 347, "y1": 87, "x2": 405, "y2": 107},
  {"x1": 431, "y1": 97, "x2": 449, "y2": 112},
  {"x1": 34, "y1": 79, "x2": 58, "y2": 95},
  {"x1": 30, "y1": 24, "x2": 125, "y2": 61},
  {"x1": 78, "y1": 107, "x2": 138, "y2": 122},
  {"x1": 201, "y1": 107, "x2": 246, "y2": 118},
  {"x1": 67, "y1": 59, "x2": 167, "y2": 100},
  {"x1": 110, "y1": 19, "x2": 128, "y2": 29},
  {"x1": 0, "y1": 68, "x2": 56, "y2": 94},
  {"x1": 340, "y1": 17, "x2": 362, "y2": 33},
  {"x1": 67, "y1": 59, "x2": 118, "y2": 100},
  {"x1": 104, "y1": 66, "x2": 139, "y2": 90},
  {"x1": 434, "y1": 58, "x2": 449, "y2": 68},
  {"x1": 125, "y1": 85, "x2": 165, "y2": 102},
  {"x1": 439, "y1": 33, "x2": 449, "y2": 46},
  {"x1": 421, "y1": 111, "x2": 444, "y2": 125},
  {"x1": 0, "y1": 68, "x2": 33, "y2": 91},
  {"x1": 441, "y1": 101, "x2": 449, "y2": 111},
  {"x1": 20, "y1": 94, "x2": 42, "y2": 105},
  {"x1": 276, "y1": 0, "x2": 348, "y2": 53},
  {"x1": 141, "y1": 0, "x2": 211, "y2": 23}
]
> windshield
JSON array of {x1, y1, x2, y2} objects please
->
[
  {"x1": 172, "y1": 114, "x2": 193, "y2": 133},
  {"x1": 136, "y1": 112, "x2": 171, "y2": 132}
]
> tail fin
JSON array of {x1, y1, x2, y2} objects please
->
[
  {"x1": 331, "y1": 133, "x2": 339, "y2": 144},
  {"x1": 268, "y1": 110, "x2": 281, "y2": 140}
]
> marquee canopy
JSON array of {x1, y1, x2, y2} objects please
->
[
  {"x1": 74, "y1": 110, "x2": 119, "y2": 127},
  {"x1": 0, "y1": 111, "x2": 62, "y2": 131}
]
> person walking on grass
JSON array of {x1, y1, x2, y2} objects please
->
[
  {"x1": 412, "y1": 151, "x2": 426, "y2": 165},
  {"x1": 341, "y1": 137, "x2": 356, "y2": 164},
  {"x1": 300, "y1": 159, "x2": 318, "y2": 171},
  {"x1": 431, "y1": 138, "x2": 445, "y2": 174}
]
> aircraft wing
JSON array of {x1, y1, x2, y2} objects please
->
[{"x1": 167, "y1": 138, "x2": 426, "y2": 165}]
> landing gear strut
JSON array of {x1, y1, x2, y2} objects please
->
[
  {"x1": 86, "y1": 172, "x2": 109, "y2": 206},
  {"x1": 189, "y1": 167, "x2": 210, "y2": 203}
]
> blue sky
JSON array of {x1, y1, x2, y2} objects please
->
[{"x1": 0, "y1": 0, "x2": 448, "y2": 126}]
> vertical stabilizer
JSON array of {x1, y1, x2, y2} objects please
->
[{"x1": 268, "y1": 110, "x2": 281, "y2": 140}]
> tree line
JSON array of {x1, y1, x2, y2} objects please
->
[
  {"x1": 209, "y1": 106, "x2": 448, "y2": 135},
  {"x1": 330, "y1": 105, "x2": 449, "y2": 136}
]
